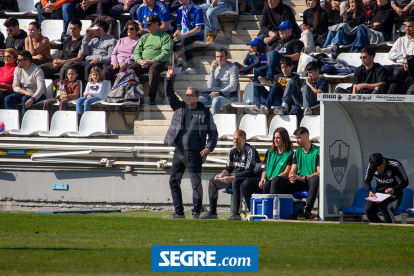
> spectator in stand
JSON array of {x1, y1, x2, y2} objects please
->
[
  {"x1": 36, "y1": 0, "x2": 74, "y2": 35},
  {"x1": 255, "y1": 21, "x2": 304, "y2": 84},
  {"x1": 0, "y1": 31, "x2": 4, "y2": 50},
  {"x1": 199, "y1": 0, "x2": 236, "y2": 42},
  {"x1": 102, "y1": 21, "x2": 140, "y2": 81},
  {"x1": 69, "y1": 21, "x2": 116, "y2": 83},
  {"x1": 349, "y1": 0, "x2": 396, "y2": 53},
  {"x1": 39, "y1": 19, "x2": 85, "y2": 80},
  {"x1": 334, "y1": 47, "x2": 388, "y2": 94},
  {"x1": 257, "y1": 0, "x2": 301, "y2": 48},
  {"x1": 200, "y1": 130, "x2": 262, "y2": 220},
  {"x1": 246, "y1": 57, "x2": 299, "y2": 116},
  {"x1": 43, "y1": 67, "x2": 80, "y2": 111},
  {"x1": 0, "y1": 49, "x2": 18, "y2": 108},
  {"x1": 0, "y1": 18, "x2": 27, "y2": 67},
  {"x1": 24, "y1": 22, "x2": 52, "y2": 66},
  {"x1": 387, "y1": 57, "x2": 414, "y2": 93},
  {"x1": 242, "y1": 127, "x2": 294, "y2": 212},
  {"x1": 322, "y1": 0, "x2": 366, "y2": 55},
  {"x1": 389, "y1": 16, "x2": 414, "y2": 62},
  {"x1": 137, "y1": 0, "x2": 171, "y2": 35},
  {"x1": 128, "y1": 15, "x2": 172, "y2": 105},
  {"x1": 76, "y1": 66, "x2": 105, "y2": 119},
  {"x1": 274, "y1": 61, "x2": 329, "y2": 116},
  {"x1": 391, "y1": 0, "x2": 414, "y2": 18},
  {"x1": 271, "y1": 127, "x2": 320, "y2": 220},
  {"x1": 5, "y1": 51, "x2": 46, "y2": 115},
  {"x1": 173, "y1": 0, "x2": 205, "y2": 74},
  {"x1": 74, "y1": 0, "x2": 100, "y2": 19},
  {"x1": 198, "y1": 47, "x2": 239, "y2": 115},
  {"x1": 301, "y1": 0, "x2": 329, "y2": 54},
  {"x1": 323, "y1": 0, "x2": 347, "y2": 24},
  {"x1": 234, "y1": 38, "x2": 267, "y2": 75},
  {"x1": 98, "y1": 0, "x2": 142, "y2": 20}
]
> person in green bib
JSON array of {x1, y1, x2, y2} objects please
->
[
  {"x1": 241, "y1": 127, "x2": 294, "y2": 212},
  {"x1": 272, "y1": 126, "x2": 320, "y2": 219}
]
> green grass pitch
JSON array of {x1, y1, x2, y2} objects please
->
[{"x1": 1, "y1": 210, "x2": 414, "y2": 276}]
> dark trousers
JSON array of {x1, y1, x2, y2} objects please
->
[
  {"x1": 127, "y1": 62, "x2": 166, "y2": 99},
  {"x1": 177, "y1": 33, "x2": 202, "y2": 68},
  {"x1": 68, "y1": 61, "x2": 104, "y2": 83},
  {"x1": 253, "y1": 81, "x2": 283, "y2": 109},
  {"x1": 0, "y1": 89, "x2": 15, "y2": 109},
  {"x1": 43, "y1": 98, "x2": 70, "y2": 111},
  {"x1": 241, "y1": 178, "x2": 262, "y2": 211},
  {"x1": 169, "y1": 149, "x2": 203, "y2": 215},
  {"x1": 5, "y1": 93, "x2": 47, "y2": 116},
  {"x1": 336, "y1": 84, "x2": 388, "y2": 94},
  {"x1": 74, "y1": 2, "x2": 97, "y2": 19},
  {"x1": 208, "y1": 176, "x2": 251, "y2": 215},
  {"x1": 388, "y1": 83, "x2": 414, "y2": 94},
  {"x1": 270, "y1": 175, "x2": 319, "y2": 213},
  {"x1": 97, "y1": 0, "x2": 141, "y2": 20},
  {"x1": 39, "y1": 61, "x2": 76, "y2": 80},
  {"x1": 102, "y1": 63, "x2": 131, "y2": 82},
  {"x1": 254, "y1": 50, "x2": 284, "y2": 81},
  {"x1": 365, "y1": 195, "x2": 402, "y2": 223}
]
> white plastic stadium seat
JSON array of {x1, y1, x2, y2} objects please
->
[
  {"x1": 9, "y1": 110, "x2": 49, "y2": 136},
  {"x1": 239, "y1": 114, "x2": 268, "y2": 140},
  {"x1": 41, "y1": 20, "x2": 64, "y2": 43},
  {"x1": 231, "y1": 82, "x2": 254, "y2": 108},
  {"x1": 213, "y1": 114, "x2": 237, "y2": 139},
  {"x1": 34, "y1": 79, "x2": 54, "y2": 106},
  {"x1": 39, "y1": 111, "x2": 78, "y2": 137},
  {"x1": 300, "y1": 115, "x2": 320, "y2": 141},
  {"x1": 257, "y1": 115, "x2": 297, "y2": 141},
  {"x1": 374, "y1": 53, "x2": 395, "y2": 66},
  {"x1": 4, "y1": 0, "x2": 37, "y2": 16},
  {"x1": 335, "y1": 83, "x2": 352, "y2": 91},
  {"x1": 67, "y1": 111, "x2": 107, "y2": 137},
  {"x1": 324, "y1": 53, "x2": 361, "y2": 79},
  {"x1": 0, "y1": 110, "x2": 20, "y2": 134},
  {"x1": 0, "y1": 19, "x2": 7, "y2": 39},
  {"x1": 51, "y1": 49, "x2": 59, "y2": 60}
]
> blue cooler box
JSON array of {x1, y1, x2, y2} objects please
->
[{"x1": 250, "y1": 194, "x2": 293, "y2": 221}]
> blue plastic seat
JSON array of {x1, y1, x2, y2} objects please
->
[
  {"x1": 393, "y1": 188, "x2": 414, "y2": 216},
  {"x1": 291, "y1": 191, "x2": 308, "y2": 199},
  {"x1": 342, "y1": 187, "x2": 370, "y2": 215}
]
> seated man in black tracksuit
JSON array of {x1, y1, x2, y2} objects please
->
[
  {"x1": 200, "y1": 130, "x2": 262, "y2": 220},
  {"x1": 364, "y1": 153, "x2": 409, "y2": 224}
]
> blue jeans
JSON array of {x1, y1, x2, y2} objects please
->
[
  {"x1": 36, "y1": 3, "x2": 74, "y2": 33},
  {"x1": 199, "y1": 2, "x2": 233, "y2": 32},
  {"x1": 198, "y1": 94, "x2": 235, "y2": 115},
  {"x1": 76, "y1": 96, "x2": 100, "y2": 115},
  {"x1": 245, "y1": 0, "x2": 252, "y2": 5},
  {"x1": 323, "y1": 28, "x2": 355, "y2": 47},
  {"x1": 254, "y1": 50, "x2": 284, "y2": 81},
  {"x1": 350, "y1": 25, "x2": 390, "y2": 52},
  {"x1": 5, "y1": 93, "x2": 47, "y2": 116},
  {"x1": 253, "y1": 81, "x2": 283, "y2": 109}
]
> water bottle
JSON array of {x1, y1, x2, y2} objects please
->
[{"x1": 273, "y1": 195, "x2": 280, "y2": 220}]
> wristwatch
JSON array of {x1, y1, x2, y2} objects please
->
[{"x1": 30, "y1": 97, "x2": 36, "y2": 101}]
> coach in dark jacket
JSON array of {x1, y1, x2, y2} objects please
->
[{"x1": 164, "y1": 65, "x2": 218, "y2": 219}]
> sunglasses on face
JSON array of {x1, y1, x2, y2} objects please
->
[
  {"x1": 360, "y1": 56, "x2": 369, "y2": 60},
  {"x1": 6, "y1": 28, "x2": 13, "y2": 33},
  {"x1": 127, "y1": 27, "x2": 136, "y2": 31},
  {"x1": 16, "y1": 58, "x2": 28, "y2": 62}
]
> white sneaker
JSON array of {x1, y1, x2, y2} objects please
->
[
  {"x1": 322, "y1": 43, "x2": 338, "y2": 53},
  {"x1": 186, "y1": 68, "x2": 196, "y2": 75},
  {"x1": 304, "y1": 107, "x2": 312, "y2": 115},
  {"x1": 244, "y1": 105, "x2": 260, "y2": 114},
  {"x1": 259, "y1": 105, "x2": 269, "y2": 115}
]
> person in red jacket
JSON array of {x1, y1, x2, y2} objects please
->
[
  {"x1": 36, "y1": 0, "x2": 74, "y2": 39},
  {"x1": 0, "y1": 48, "x2": 18, "y2": 108}
]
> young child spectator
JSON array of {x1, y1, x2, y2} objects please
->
[
  {"x1": 235, "y1": 38, "x2": 267, "y2": 75},
  {"x1": 246, "y1": 57, "x2": 300, "y2": 116},
  {"x1": 43, "y1": 67, "x2": 80, "y2": 111},
  {"x1": 322, "y1": 0, "x2": 366, "y2": 54},
  {"x1": 24, "y1": 21, "x2": 52, "y2": 66},
  {"x1": 76, "y1": 66, "x2": 105, "y2": 119},
  {"x1": 274, "y1": 61, "x2": 329, "y2": 116}
]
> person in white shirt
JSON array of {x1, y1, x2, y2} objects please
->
[
  {"x1": 75, "y1": 66, "x2": 105, "y2": 120},
  {"x1": 389, "y1": 16, "x2": 414, "y2": 62}
]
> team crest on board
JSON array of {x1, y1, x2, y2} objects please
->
[{"x1": 329, "y1": 140, "x2": 349, "y2": 184}]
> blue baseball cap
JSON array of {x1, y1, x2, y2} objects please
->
[
  {"x1": 247, "y1": 38, "x2": 263, "y2": 47},
  {"x1": 276, "y1": 21, "x2": 293, "y2": 30}
]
